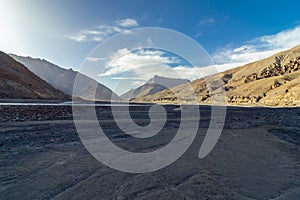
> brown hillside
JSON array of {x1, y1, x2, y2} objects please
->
[
  {"x1": 0, "y1": 51, "x2": 70, "y2": 100},
  {"x1": 135, "y1": 45, "x2": 300, "y2": 106}
]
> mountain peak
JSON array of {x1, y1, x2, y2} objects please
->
[
  {"x1": 121, "y1": 75, "x2": 190, "y2": 100},
  {"x1": 147, "y1": 75, "x2": 190, "y2": 86},
  {"x1": 0, "y1": 51, "x2": 70, "y2": 100},
  {"x1": 133, "y1": 44, "x2": 300, "y2": 106},
  {"x1": 10, "y1": 54, "x2": 121, "y2": 101}
]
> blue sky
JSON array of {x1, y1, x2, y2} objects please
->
[{"x1": 1, "y1": 0, "x2": 300, "y2": 94}]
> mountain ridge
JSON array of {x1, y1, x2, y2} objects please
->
[
  {"x1": 121, "y1": 75, "x2": 189, "y2": 100},
  {"x1": 10, "y1": 54, "x2": 121, "y2": 101},
  {"x1": 0, "y1": 51, "x2": 70, "y2": 100},
  {"x1": 134, "y1": 44, "x2": 300, "y2": 106}
]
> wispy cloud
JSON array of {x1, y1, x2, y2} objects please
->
[
  {"x1": 198, "y1": 18, "x2": 216, "y2": 27},
  {"x1": 116, "y1": 18, "x2": 138, "y2": 27},
  {"x1": 171, "y1": 63, "x2": 242, "y2": 80},
  {"x1": 100, "y1": 47, "x2": 236, "y2": 84},
  {"x1": 195, "y1": 17, "x2": 216, "y2": 37},
  {"x1": 79, "y1": 24, "x2": 300, "y2": 91},
  {"x1": 67, "y1": 18, "x2": 138, "y2": 42},
  {"x1": 86, "y1": 56, "x2": 106, "y2": 62},
  {"x1": 102, "y1": 48, "x2": 180, "y2": 78},
  {"x1": 110, "y1": 77, "x2": 145, "y2": 80},
  {"x1": 98, "y1": 48, "x2": 206, "y2": 89},
  {"x1": 213, "y1": 26, "x2": 300, "y2": 66},
  {"x1": 194, "y1": 26, "x2": 300, "y2": 78}
]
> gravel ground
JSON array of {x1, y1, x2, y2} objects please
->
[{"x1": 0, "y1": 105, "x2": 300, "y2": 199}]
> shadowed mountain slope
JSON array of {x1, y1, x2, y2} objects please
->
[
  {"x1": 10, "y1": 55, "x2": 121, "y2": 101},
  {"x1": 0, "y1": 51, "x2": 69, "y2": 100}
]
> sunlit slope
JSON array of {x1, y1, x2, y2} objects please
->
[{"x1": 134, "y1": 44, "x2": 300, "y2": 106}]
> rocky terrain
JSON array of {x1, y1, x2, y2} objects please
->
[
  {"x1": 10, "y1": 54, "x2": 121, "y2": 101},
  {"x1": 135, "y1": 45, "x2": 300, "y2": 106},
  {"x1": 0, "y1": 105, "x2": 73, "y2": 122},
  {"x1": 0, "y1": 105, "x2": 300, "y2": 199},
  {"x1": 0, "y1": 51, "x2": 69, "y2": 100},
  {"x1": 121, "y1": 75, "x2": 189, "y2": 100}
]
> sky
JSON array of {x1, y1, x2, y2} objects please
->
[{"x1": 1, "y1": 0, "x2": 300, "y2": 94}]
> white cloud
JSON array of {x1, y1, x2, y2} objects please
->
[
  {"x1": 259, "y1": 26, "x2": 300, "y2": 49},
  {"x1": 79, "y1": 25, "x2": 300, "y2": 94},
  {"x1": 99, "y1": 48, "x2": 200, "y2": 83},
  {"x1": 126, "y1": 26, "x2": 300, "y2": 81},
  {"x1": 131, "y1": 80, "x2": 145, "y2": 87},
  {"x1": 67, "y1": 26, "x2": 123, "y2": 42},
  {"x1": 116, "y1": 18, "x2": 138, "y2": 27},
  {"x1": 213, "y1": 26, "x2": 300, "y2": 65},
  {"x1": 86, "y1": 57, "x2": 106, "y2": 62},
  {"x1": 198, "y1": 62, "x2": 246, "y2": 76},
  {"x1": 110, "y1": 77, "x2": 146, "y2": 80},
  {"x1": 68, "y1": 34, "x2": 87, "y2": 42},
  {"x1": 103, "y1": 48, "x2": 178, "y2": 77},
  {"x1": 171, "y1": 62, "x2": 245, "y2": 80},
  {"x1": 67, "y1": 18, "x2": 138, "y2": 42},
  {"x1": 198, "y1": 18, "x2": 216, "y2": 26},
  {"x1": 177, "y1": 26, "x2": 300, "y2": 78},
  {"x1": 196, "y1": 17, "x2": 216, "y2": 37},
  {"x1": 100, "y1": 48, "x2": 238, "y2": 83},
  {"x1": 172, "y1": 66, "x2": 202, "y2": 80}
]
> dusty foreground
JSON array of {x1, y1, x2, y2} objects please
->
[{"x1": 0, "y1": 105, "x2": 300, "y2": 199}]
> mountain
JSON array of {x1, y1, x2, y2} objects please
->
[
  {"x1": 134, "y1": 44, "x2": 300, "y2": 106},
  {"x1": 10, "y1": 55, "x2": 121, "y2": 101},
  {"x1": 121, "y1": 75, "x2": 190, "y2": 100},
  {"x1": 0, "y1": 51, "x2": 69, "y2": 100}
]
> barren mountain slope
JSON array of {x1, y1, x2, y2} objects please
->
[
  {"x1": 135, "y1": 44, "x2": 300, "y2": 106},
  {"x1": 121, "y1": 75, "x2": 189, "y2": 100},
  {"x1": 10, "y1": 55, "x2": 121, "y2": 101},
  {"x1": 0, "y1": 51, "x2": 69, "y2": 100}
]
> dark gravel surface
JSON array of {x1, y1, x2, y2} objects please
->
[
  {"x1": 0, "y1": 105, "x2": 73, "y2": 122},
  {"x1": 0, "y1": 105, "x2": 300, "y2": 199},
  {"x1": 1, "y1": 105, "x2": 300, "y2": 129}
]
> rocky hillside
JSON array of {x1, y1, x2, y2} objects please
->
[
  {"x1": 134, "y1": 44, "x2": 300, "y2": 106},
  {"x1": 121, "y1": 75, "x2": 189, "y2": 100},
  {"x1": 10, "y1": 55, "x2": 121, "y2": 101},
  {"x1": 0, "y1": 51, "x2": 70, "y2": 100}
]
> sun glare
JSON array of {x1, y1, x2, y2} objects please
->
[{"x1": 0, "y1": 1, "x2": 21, "y2": 53}]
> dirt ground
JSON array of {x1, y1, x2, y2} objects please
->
[{"x1": 0, "y1": 106, "x2": 300, "y2": 199}]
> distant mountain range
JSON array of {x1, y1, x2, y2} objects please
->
[
  {"x1": 121, "y1": 75, "x2": 189, "y2": 100},
  {"x1": 134, "y1": 44, "x2": 300, "y2": 106},
  {"x1": 10, "y1": 55, "x2": 121, "y2": 101},
  {"x1": 0, "y1": 51, "x2": 69, "y2": 100},
  {"x1": 2, "y1": 44, "x2": 300, "y2": 106}
]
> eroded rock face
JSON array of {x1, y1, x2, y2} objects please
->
[
  {"x1": 261, "y1": 56, "x2": 300, "y2": 77},
  {"x1": 227, "y1": 96, "x2": 262, "y2": 104},
  {"x1": 244, "y1": 56, "x2": 300, "y2": 84},
  {"x1": 244, "y1": 73, "x2": 258, "y2": 83},
  {"x1": 222, "y1": 73, "x2": 233, "y2": 84}
]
